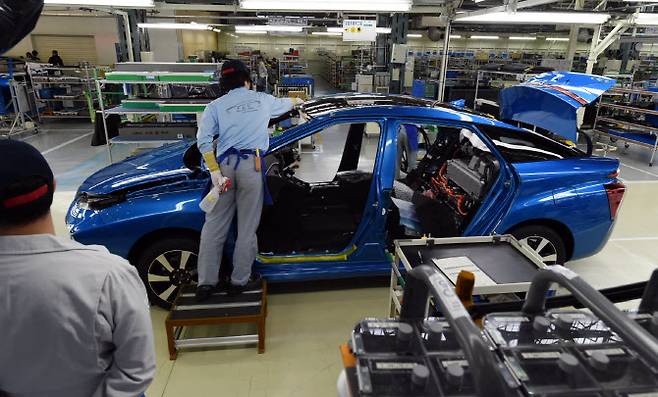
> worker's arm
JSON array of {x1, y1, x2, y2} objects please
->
[
  {"x1": 96, "y1": 264, "x2": 156, "y2": 397},
  {"x1": 266, "y1": 94, "x2": 302, "y2": 118},
  {"x1": 197, "y1": 106, "x2": 220, "y2": 170}
]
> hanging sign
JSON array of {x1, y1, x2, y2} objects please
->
[{"x1": 342, "y1": 20, "x2": 377, "y2": 42}]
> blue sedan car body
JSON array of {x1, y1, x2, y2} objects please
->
[{"x1": 67, "y1": 95, "x2": 623, "y2": 307}]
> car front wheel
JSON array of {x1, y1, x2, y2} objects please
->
[
  {"x1": 511, "y1": 225, "x2": 566, "y2": 266},
  {"x1": 136, "y1": 237, "x2": 199, "y2": 309}
]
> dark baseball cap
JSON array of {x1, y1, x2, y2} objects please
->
[
  {"x1": 0, "y1": 140, "x2": 55, "y2": 224},
  {"x1": 221, "y1": 59, "x2": 250, "y2": 78}
]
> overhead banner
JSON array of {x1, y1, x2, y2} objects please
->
[{"x1": 342, "y1": 20, "x2": 377, "y2": 42}]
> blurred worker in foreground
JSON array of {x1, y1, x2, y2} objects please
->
[
  {"x1": 0, "y1": 140, "x2": 156, "y2": 397},
  {"x1": 195, "y1": 59, "x2": 302, "y2": 301}
]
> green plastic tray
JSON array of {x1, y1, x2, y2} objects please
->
[
  {"x1": 122, "y1": 100, "x2": 162, "y2": 110},
  {"x1": 158, "y1": 103, "x2": 208, "y2": 112}
]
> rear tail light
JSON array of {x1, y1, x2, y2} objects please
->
[{"x1": 604, "y1": 182, "x2": 626, "y2": 220}]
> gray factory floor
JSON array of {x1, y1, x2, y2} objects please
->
[{"x1": 11, "y1": 87, "x2": 658, "y2": 396}]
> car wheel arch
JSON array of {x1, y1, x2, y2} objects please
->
[
  {"x1": 127, "y1": 227, "x2": 201, "y2": 266},
  {"x1": 505, "y1": 219, "x2": 574, "y2": 261}
]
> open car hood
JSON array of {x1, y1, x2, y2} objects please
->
[
  {"x1": 499, "y1": 72, "x2": 616, "y2": 142},
  {"x1": 78, "y1": 140, "x2": 195, "y2": 195}
]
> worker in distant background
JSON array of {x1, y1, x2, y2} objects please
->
[
  {"x1": 257, "y1": 56, "x2": 268, "y2": 92},
  {"x1": 0, "y1": 140, "x2": 156, "y2": 397},
  {"x1": 48, "y1": 50, "x2": 64, "y2": 66},
  {"x1": 195, "y1": 59, "x2": 302, "y2": 301},
  {"x1": 30, "y1": 49, "x2": 40, "y2": 62}
]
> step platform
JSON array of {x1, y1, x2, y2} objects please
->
[{"x1": 165, "y1": 281, "x2": 268, "y2": 360}]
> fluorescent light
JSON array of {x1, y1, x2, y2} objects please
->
[
  {"x1": 240, "y1": 0, "x2": 411, "y2": 11},
  {"x1": 45, "y1": 0, "x2": 154, "y2": 6},
  {"x1": 470, "y1": 35, "x2": 499, "y2": 39},
  {"x1": 376, "y1": 27, "x2": 392, "y2": 34},
  {"x1": 138, "y1": 23, "x2": 211, "y2": 30},
  {"x1": 450, "y1": 34, "x2": 462, "y2": 39},
  {"x1": 636, "y1": 13, "x2": 658, "y2": 25},
  {"x1": 408, "y1": 33, "x2": 423, "y2": 38},
  {"x1": 546, "y1": 37, "x2": 570, "y2": 41},
  {"x1": 240, "y1": 31, "x2": 268, "y2": 35},
  {"x1": 510, "y1": 36, "x2": 536, "y2": 40},
  {"x1": 312, "y1": 32, "x2": 343, "y2": 36},
  {"x1": 235, "y1": 25, "x2": 303, "y2": 32},
  {"x1": 212, "y1": 28, "x2": 222, "y2": 33},
  {"x1": 327, "y1": 27, "x2": 343, "y2": 33},
  {"x1": 456, "y1": 11, "x2": 610, "y2": 25}
]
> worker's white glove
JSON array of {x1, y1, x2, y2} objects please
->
[
  {"x1": 291, "y1": 97, "x2": 304, "y2": 108},
  {"x1": 210, "y1": 170, "x2": 231, "y2": 193}
]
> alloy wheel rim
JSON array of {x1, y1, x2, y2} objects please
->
[
  {"x1": 519, "y1": 236, "x2": 558, "y2": 265},
  {"x1": 147, "y1": 250, "x2": 198, "y2": 303}
]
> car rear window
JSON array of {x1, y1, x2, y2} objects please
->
[{"x1": 477, "y1": 124, "x2": 585, "y2": 163}]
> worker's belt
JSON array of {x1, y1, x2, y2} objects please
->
[
  {"x1": 218, "y1": 148, "x2": 257, "y2": 170},
  {"x1": 217, "y1": 147, "x2": 273, "y2": 206}
]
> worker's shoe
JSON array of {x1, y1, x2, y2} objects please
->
[
  {"x1": 216, "y1": 276, "x2": 231, "y2": 293},
  {"x1": 195, "y1": 285, "x2": 215, "y2": 302},
  {"x1": 227, "y1": 273, "x2": 263, "y2": 297}
]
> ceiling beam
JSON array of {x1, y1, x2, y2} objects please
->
[{"x1": 456, "y1": 0, "x2": 562, "y2": 18}]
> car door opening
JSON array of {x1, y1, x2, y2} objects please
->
[{"x1": 391, "y1": 124, "x2": 500, "y2": 239}]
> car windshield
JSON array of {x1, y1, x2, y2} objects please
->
[{"x1": 477, "y1": 124, "x2": 585, "y2": 163}]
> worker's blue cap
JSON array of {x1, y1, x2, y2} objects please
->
[
  {"x1": 0, "y1": 140, "x2": 54, "y2": 217},
  {"x1": 221, "y1": 60, "x2": 250, "y2": 78}
]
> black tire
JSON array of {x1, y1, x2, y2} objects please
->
[
  {"x1": 135, "y1": 236, "x2": 200, "y2": 309},
  {"x1": 511, "y1": 225, "x2": 566, "y2": 265}
]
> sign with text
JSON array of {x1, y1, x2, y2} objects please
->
[{"x1": 342, "y1": 20, "x2": 377, "y2": 42}]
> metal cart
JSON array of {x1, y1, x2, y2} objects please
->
[{"x1": 390, "y1": 235, "x2": 548, "y2": 316}]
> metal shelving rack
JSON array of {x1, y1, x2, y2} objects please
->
[
  {"x1": 0, "y1": 59, "x2": 38, "y2": 137},
  {"x1": 28, "y1": 64, "x2": 96, "y2": 122},
  {"x1": 96, "y1": 76, "x2": 217, "y2": 163},
  {"x1": 592, "y1": 87, "x2": 658, "y2": 166}
]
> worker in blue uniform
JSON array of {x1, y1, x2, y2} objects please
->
[{"x1": 196, "y1": 60, "x2": 302, "y2": 301}]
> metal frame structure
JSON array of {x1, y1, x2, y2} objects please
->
[{"x1": 591, "y1": 87, "x2": 658, "y2": 166}]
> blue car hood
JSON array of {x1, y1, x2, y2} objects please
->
[
  {"x1": 500, "y1": 72, "x2": 616, "y2": 142},
  {"x1": 79, "y1": 140, "x2": 195, "y2": 195}
]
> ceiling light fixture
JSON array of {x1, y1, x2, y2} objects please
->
[
  {"x1": 240, "y1": 0, "x2": 411, "y2": 12},
  {"x1": 408, "y1": 33, "x2": 423, "y2": 38},
  {"x1": 44, "y1": 0, "x2": 154, "y2": 6},
  {"x1": 509, "y1": 36, "x2": 536, "y2": 40},
  {"x1": 240, "y1": 31, "x2": 268, "y2": 35},
  {"x1": 138, "y1": 23, "x2": 211, "y2": 30},
  {"x1": 546, "y1": 37, "x2": 570, "y2": 41},
  {"x1": 312, "y1": 31, "x2": 343, "y2": 36},
  {"x1": 635, "y1": 13, "x2": 658, "y2": 25},
  {"x1": 376, "y1": 27, "x2": 392, "y2": 34},
  {"x1": 470, "y1": 35, "x2": 499, "y2": 39},
  {"x1": 456, "y1": 11, "x2": 610, "y2": 25},
  {"x1": 235, "y1": 25, "x2": 304, "y2": 32}
]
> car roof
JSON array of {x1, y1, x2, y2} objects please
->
[{"x1": 300, "y1": 93, "x2": 521, "y2": 130}]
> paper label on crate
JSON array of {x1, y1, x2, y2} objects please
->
[
  {"x1": 375, "y1": 362, "x2": 418, "y2": 370},
  {"x1": 585, "y1": 348, "x2": 626, "y2": 357},
  {"x1": 366, "y1": 322, "x2": 400, "y2": 329},
  {"x1": 520, "y1": 351, "x2": 562, "y2": 360},
  {"x1": 548, "y1": 265, "x2": 578, "y2": 280},
  {"x1": 428, "y1": 272, "x2": 470, "y2": 319},
  {"x1": 432, "y1": 257, "x2": 497, "y2": 287},
  {"x1": 440, "y1": 359, "x2": 469, "y2": 368}
]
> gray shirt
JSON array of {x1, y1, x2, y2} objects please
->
[{"x1": 0, "y1": 234, "x2": 156, "y2": 397}]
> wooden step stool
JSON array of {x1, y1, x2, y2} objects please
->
[{"x1": 165, "y1": 281, "x2": 268, "y2": 360}]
